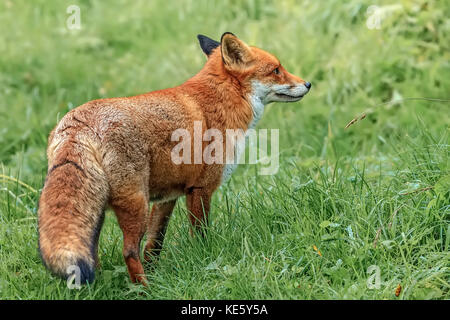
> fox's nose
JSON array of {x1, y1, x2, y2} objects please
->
[{"x1": 304, "y1": 82, "x2": 311, "y2": 89}]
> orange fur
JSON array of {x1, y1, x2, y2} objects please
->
[{"x1": 38, "y1": 33, "x2": 310, "y2": 284}]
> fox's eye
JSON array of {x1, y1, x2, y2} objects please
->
[{"x1": 273, "y1": 67, "x2": 280, "y2": 75}]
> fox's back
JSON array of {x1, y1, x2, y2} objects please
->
[{"x1": 47, "y1": 89, "x2": 217, "y2": 200}]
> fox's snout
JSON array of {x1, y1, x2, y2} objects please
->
[
  {"x1": 275, "y1": 69, "x2": 312, "y2": 101},
  {"x1": 251, "y1": 80, "x2": 311, "y2": 104}
]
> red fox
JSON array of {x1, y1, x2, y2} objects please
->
[{"x1": 38, "y1": 32, "x2": 311, "y2": 285}]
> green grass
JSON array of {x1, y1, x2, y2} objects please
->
[{"x1": 0, "y1": 0, "x2": 449, "y2": 299}]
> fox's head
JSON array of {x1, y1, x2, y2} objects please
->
[{"x1": 197, "y1": 32, "x2": 311, "y2": 106}]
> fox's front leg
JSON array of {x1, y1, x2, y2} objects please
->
[
  {"x1": 144, "y1": 200, "x2": 177, "y2": 263},
  {"x1": 186, "y1": 187, "x2": 212, "y2": 236}
]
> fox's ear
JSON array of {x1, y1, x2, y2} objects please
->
[
  {"x1": 220, "y1": 32, "x2": 253, "y2": 68},
  {"x1": 197, "y1": 34, "x2": 220, "y2": 57}
]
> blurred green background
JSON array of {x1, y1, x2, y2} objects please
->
[{"x1": 0, "y1": 0, "x2": 448, "y2": 299}]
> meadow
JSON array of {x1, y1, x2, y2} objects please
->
[{"x1": 0, "y1": 0, "x2": 449, "y2": 299}]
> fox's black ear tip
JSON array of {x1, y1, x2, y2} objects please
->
[{"x1": 197, "y1": 34, "x2": 220, "y2": 56}]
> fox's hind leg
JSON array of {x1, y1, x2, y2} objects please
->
[
  {"x1": 111, "y1": 190, "x2": 148, "y2": 285},
  {"x1": 144, "y1": 200, "x2": 177, "y2": 263}
]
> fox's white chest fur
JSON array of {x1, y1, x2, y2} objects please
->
[{"x1": 221, "y1": 82, "x2": 266, "y2": 183}]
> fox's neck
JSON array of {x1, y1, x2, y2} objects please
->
[{"x1": 180, "y1": 58, "x2": 256, "y2": 132}]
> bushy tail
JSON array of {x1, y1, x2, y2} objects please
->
[{"x1": 38, "y1": 142, "x2": 109, "y2": 284}]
